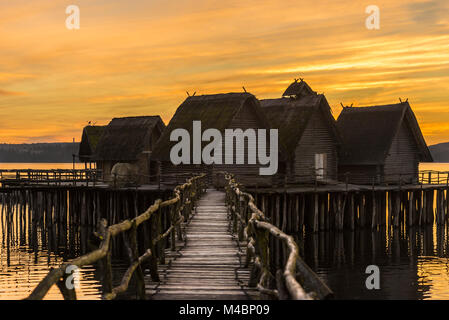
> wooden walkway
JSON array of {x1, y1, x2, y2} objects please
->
[{"x1": 147, "y1": 189, "x2": 258, "y2": 300}]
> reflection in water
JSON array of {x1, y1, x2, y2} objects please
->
[
  {"x1": 0, "y1": 202, "x2": 132, "y2": 300},
  {"x1": 299, "y1": 225, "x2": 449, "y2": 299}
]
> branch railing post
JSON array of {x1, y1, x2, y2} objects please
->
[
  {"x1": 170, "y1": 204, "x2": 177, "y2": 251},
  {"x1": 128, "y1": 220, "x2": 146, "y2": 300},
  {"x1": 148, "y1": 210, "x2": 160, "y2": 282},
  {"x1": 222, "y1": 172, "x2": 332, "y2": 301},
  {"x1": 24, "y1": 174, "x2": 220, "y2": 300},
  {"x1": 98, "y1": 219, "x2": 113, "y2": 297}
]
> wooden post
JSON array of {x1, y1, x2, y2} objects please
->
[
  {"x1": 128, "y1": 221, "x2": 146, "y2": 300},
  {"x1": 99, "y1": 220, "x2": 113, "y2": 295},
  {"x1": 408, "y1": 191, "x2": 414, "y2": 227},
  {"x1": 148, "y1": 214, "x2": 160, "y2": 282},
  {"x1": 444, "y1": 189, "x2": 449, "y2": 221},
  {"x1": 344, "y1": 193, "x2": 355, "y2": 230},
  {"x1": 393, "y1": 192, "x2": 400, "y2": 228},
  {"x1": 293, "y1": 195, "x2": 299, "y2": 233},
  {"x1": 380, "y1": 192, "x2": 386, "y2": 226},
  {"x1": 359, "y1": 193, "x2": 366, "y2": 228},
  {"x1": 282, "y1": 193, "x2": 288, "y2": 232},
  {"x1": 419, "y1": 190, "x2": 425, "y2": 226},
  {"x1": 299, "y1": 194, "x2": 305, "y2": 232},
  {"x1": 313, "y1": 193, "x2": 319, "y2": 232},
  {"x1": 319, "y1": 194, "x2": 326, "y2": 231},
  {"x1": 81, "y1": 191, "x2": 87, "y2": 226},
  {"x1": 427, "y1": 190, "x2": 434, "y2": 225},
  {"x1": 170, "y1": 204, "x2": 177, "y2": 251},
  {"x1": 371, "y1": 191, "x2": 377, "y2": 230}
]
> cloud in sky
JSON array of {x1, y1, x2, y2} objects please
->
[
  {"x1": 407, "y1": 0, "x2": 449, "y2": 24},
  {"x1": 0, "y1": 0, "x2": 448, "y2": 144},
  {"x1": 0, "y1": 89, "x2": 24, "y2": 96}
]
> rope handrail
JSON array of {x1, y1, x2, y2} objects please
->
[
  {"x1": 223, "y1": 172, "x2": 332, "y2": 300},
  {"x1": 25, "y1": 173, "x2": 207, "y2": 300}
]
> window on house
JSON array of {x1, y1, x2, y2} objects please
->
[{"x1": 315, "y1": 153, "x2": 327, "y2": 180}]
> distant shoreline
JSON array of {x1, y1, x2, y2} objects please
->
[{"x1": 0, "y1": 142, "x2": 80, "y2": 163}]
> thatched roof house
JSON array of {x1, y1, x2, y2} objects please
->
[
  {"x1": 95, "y1": 116, "x2": 165, "y2": 183},
  {"x1": 152, "y1": 92, "x2": 280, "y2": 186},
  {"x1": 78, "y1": 125, "x2": 105, "y2": 164},
  {"x1": 282, "y1": 79, "x2": 317, "y2": 98},
  {"x1": 336, "y1": 102, "x2": 432, "y2": 184},
  {"x1": 261, "y1": 80, "x2": 341, "y2": 184}
]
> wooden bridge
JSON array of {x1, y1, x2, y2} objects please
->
[
  {"x1": 148, "y1": 189, "x2": 257, "y2": 300},
  {"x1": 25, "y1": 173, "x2": 332, "y2": 300}
]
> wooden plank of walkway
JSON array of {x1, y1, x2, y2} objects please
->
[{"x1": 147, "y1": 189, "x2": 257, "y2": 300}]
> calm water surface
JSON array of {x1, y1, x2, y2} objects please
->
[
  {"x1": 1, "y1": 163, "x2": 449, "y2": 299},
  {"x1": 300, "y1": 163, "x2": 449, "y2": 299},
  {"x1": 0, "y1": 163, "x2": 130, "y2": 300}
]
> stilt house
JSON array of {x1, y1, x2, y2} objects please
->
[
  {"x1": 78, "y1": 125, "x2": 105, "y2": 169},
  {"x1": 152, "y1": 92, "x2": 282, "y2": 187},
  {"x1": 260, "y1": 80, "x2": 341, "y2": 184},
  {"x1": 94, "y1": 116, "x2": 165, "y2": 184},
  {"x1": 336, "y1": 102, "x2": 433, "y2": 185}
]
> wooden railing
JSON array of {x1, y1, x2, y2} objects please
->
[
  {"x1": 218, "y1": 170, "x2": 448, "y2": 188},
  {"x1": 0, "y1": 169, "x2": 101, "y2": 186},
  {"x1": 25, "y1": 173, "x2": 207, "y2": 300},
  {"x1": 223, "y1": 173, "x2": 333, "y2": 300},
  {"x1": 419, "y1": 170, "x2": 449, "y2": 185}
]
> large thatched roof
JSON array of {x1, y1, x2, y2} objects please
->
[
  {"x1": 94, "y1": 116, "x2": 165, "y2": 161},
  {"x1": 260, "y1": 94, "x2": 340, "y2": 159},
  {"x1": 152, "y1": 92, "x2": 273, "y2": 161},
  {"x1": 78, "y1": 125, "x2": 105, "y2": 162},
  {"x1": 336, "y1": 102, "x2": 433, "y2": 165}
]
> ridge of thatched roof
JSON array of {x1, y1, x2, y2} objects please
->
[
  {"x1": 336, "y1": 102, "x2": 433, "y2": 165},
  {"x1": 94, "y1": 116, "x2": 165, "y2": 161},
  {"x1": 152, "y1": 92, "x2": 273, "y2": 161},
  {"x1": 260, "y1": 94, "x2": 340, "y2": 158},
  {"x1": 78, "y1": 125, "x2": 105, "y2": 162},
  {"x1": 282, "y1": 79, "x2": 317, "y2": 98}
]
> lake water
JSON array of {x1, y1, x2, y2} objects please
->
[
  {"x1": 300, "y1": 162, "x2": 449, "y2": 300},
  {"x1": 1, "y1": 163, "x2": 449, "y2": 300},
  {"x1": 0, "y1": 163, "x2": 130, "y2": 300}
]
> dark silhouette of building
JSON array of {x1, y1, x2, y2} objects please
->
[
  {"x1": 78, "y1": 125, "x2": 105, "y2": 168},
  {"x1": 94, "y1": 116, "x2": 165, "y2": 184},
  {"x1": 336, "y1": 102, "x2": 432, "y2": 185},
  {"x1": 152, "y1": 92, "x2": 281, "y2": 186},
  {"x1": 260, "y1": 80, "x2": 341, "y2": 184}
]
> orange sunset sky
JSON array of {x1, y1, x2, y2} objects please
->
[{"x1": 0, "y1": 0, "x2": 448, "y2": 145}]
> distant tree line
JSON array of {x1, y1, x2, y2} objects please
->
[{"x1": 0, "y1": 143, "x2": 80, "y2": 163}]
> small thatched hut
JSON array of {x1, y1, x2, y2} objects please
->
[
  {"x1": 78, "y1": 125, "x2": 105, "y2": 168},
  {"x1": 152, "y1": 92, "x2": 282, "y2": 187},
  {"x1": 260, "y1": 80, "x2": 341, "y2": 184},
  {"x1": 282, "y1": 78, "x2": 317, "y2": 98},
  {"x1": 336, "y1": 102, "x2": 433, "y2": 185},
  {"x1": 94, "y1": 116, "x2": 165, "y2": 184}
]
